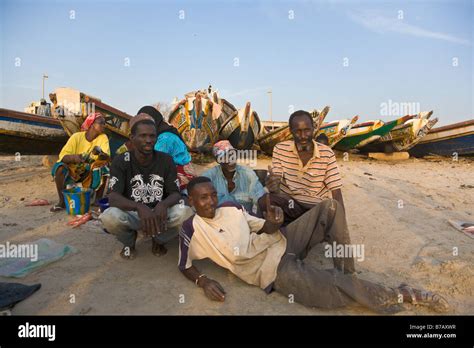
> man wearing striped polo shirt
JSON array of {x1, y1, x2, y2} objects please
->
[{"x1": 258, "y1": 109, "x2": 346, "y2": 226}]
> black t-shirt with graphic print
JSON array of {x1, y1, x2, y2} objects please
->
[{"x1": 108, "y1": 150, "x2": 179, "y2": 209}]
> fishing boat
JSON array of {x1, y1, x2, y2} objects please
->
[
  {"x1": 0, "y1": 107, "x2": 68, "y2": 155},
  {"x1": 317, "y1": 116, "x2": 359, "y2": 148},
  {"x1": 360, "y1": 111, "x2": 438, "y2": 153},
  {"x1": 257, "y1": 106, "x2": 330, "y2": 155},
  {"x1": 168, "y1": 90, "x2": 223, "y2": 152},
  {"x1": 409, "y1": 119, "x2": 474, "y2": 157},
  {"x1": 49, "y1": 87, "x2": 132, "y2": 155},
  {"x1": 218, "y1": 102, "x2": 261, "y2": 150},
  {"x1": 334, "y1": 115, "x2": 412, "y2": 152}
]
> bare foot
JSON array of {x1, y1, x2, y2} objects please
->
[
  {"x1": 152, "y1": 239, "x2": 167, "y2": 256},
  {"x1": 120, "y1": 246, "x2": 137, "y2": 260}
]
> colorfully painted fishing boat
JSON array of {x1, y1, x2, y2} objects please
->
[
  {"x1": 257, "y1": 106, "x2": 330, "y2": 155},
  {"x1": 0, "y1": 108, "x2": 68, "y2": 155},
  {"x1": 168, "y1": 90, "x2": 225, "y2": 152},
  {"x1": 360, "y1": 111, "x2": 438, "y2": 153},
  {"x1": 334, "y1": 115, "x2": 412, "y2": 152},
  {"x1": 317, "y1": 115, "x2": 359, "y2": 148},
  {"x1": 409, "y1": 119, "x2": 474, "y2": 157},
  {"x1": 49, "y1": 87, "x2": 132, "y2": 155},
  {"x1": 218, "y1": 102, "x2": 261, "y2": 150}
]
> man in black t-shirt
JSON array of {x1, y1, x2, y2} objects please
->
[{"x1": 100, "y1": 114, "x2": 193, "y2": 259}]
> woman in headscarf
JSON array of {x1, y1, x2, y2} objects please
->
[
  {"x1": 135, "y1": 106, "x2": 196, "y2": 193},
  {"x1": 50, "y1": 112, "x2": 111, "y2": 212}
]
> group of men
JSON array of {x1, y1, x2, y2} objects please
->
[{"x1": 53, "y1": 107, "x2": 449, "y2": 313}]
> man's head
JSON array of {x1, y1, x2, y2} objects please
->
[
  {"x1": 212, "y1": 140, "x2": 237, "y2": 173},
  {"x1": 289, "y1": 110, "x2": 314, "y2": 149},
  {"x1": 187, "y1": 176, "x2": 218, "y2": 218},
  {"x1": 137, "y1": 105, "x2": 164, "y2": 130},
  {"x1": 315, "y1": 132, "x2": 329, "y2": 146},
  {"x1": 130, "y1": 113, "x2": 157, "y2": 155}
]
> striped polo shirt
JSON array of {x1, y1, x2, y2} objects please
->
[{"x1": 272, "y1": 140, "x2": 342, "y2": 204}]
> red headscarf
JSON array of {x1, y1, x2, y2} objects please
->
[{"x1": 81, "y1": 112, "x2": 103, "y2": 131}]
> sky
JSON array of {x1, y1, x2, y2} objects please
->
[{"x1": 0, "y1": 0, "x2": 472, "y2": 125}]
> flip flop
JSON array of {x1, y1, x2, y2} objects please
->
[
  {"x1": 25, "y1": 199, "x2": 50, "y2": 206},
  {"x1": 448, "y1": 220, "x2": 474, "y2": 239},
  {"x1": 50, "y1": 204, "x2": 65, "y2": 213},
  {"x1": 398, "y1": 283, "x2": 450, "y2": 313}
]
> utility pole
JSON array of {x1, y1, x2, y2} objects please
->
[
  {"x1": 267, "y1": 89, "x2": 273, "y2": 129},
  {"x1": 42, "y1": 73, "x2": 48, "y2": 100}
]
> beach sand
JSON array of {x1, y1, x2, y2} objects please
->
[{"x1": 0, "y1": 154, "x2": 473, "y2": 315}]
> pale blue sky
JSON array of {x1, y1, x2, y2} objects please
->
[{"x1": 0, "y1": 0, "x2": 472, "y2": 125}]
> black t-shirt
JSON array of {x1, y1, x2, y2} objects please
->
[{"x1": 108, "y1": 150, "x2": 179, "y2": 208}]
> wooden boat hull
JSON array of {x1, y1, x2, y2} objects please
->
[
  {"x1": 219, "y1": 102, "x2": 261, "y2": 150},
  {"x1": 257, "y1": 125, "x2": 292, "y2": 156},
  {"x1": 317, "y1": 116, "x2": 359, "y2": 148},
  {"x1": 361, "y1": 114, "x2": 438, "y2": 153},
  {"x1": 409, "y1": 120, "x2": 474, "y2": 157},
  {"x1": 334, "y1": 116, "x2": 411, "y2": 152},
  {"x1": 0, "y1": 108, "x2": 68, "y2": 155},
  {"x1": 50, "y1": 87, "x2": 132, "y2": 155},
  {"x1": 168, "y1": 94, "x2": 221, "y2": 152},
  {"x1": 257, "y1": 107, "x2": 330, "y2": 155}
]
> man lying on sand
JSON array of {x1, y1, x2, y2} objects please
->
[
  {"x1": 179, "y1": 176, "x2": 449, "y2": 313},
  {"x1": 100, "y1": 113, "x2": 193, "y2": 259},
  {"x1": 50, "y1": 112, "x2": 110, "y2": 212},
  {"x1": 259, "y1": 110, "x2": 345, "y2": 225}
]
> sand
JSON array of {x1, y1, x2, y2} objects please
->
[{"x1": 0, "y1": 153, "x2": 473, "y2": 315}]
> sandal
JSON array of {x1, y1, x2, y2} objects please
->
[
  {"x1": 398, "y1": 283, "x2": 450, "y2": 313},
  {"x1": 50, "y1": 204, "x2": 65, "y2": 213}
]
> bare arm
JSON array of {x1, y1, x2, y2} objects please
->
[
  {"x1": 257, "y1": 194, "x2": 284, "y2": 234},
  {"x1": 181, "y1": 265, "x2": 226, "y2": 302},
  {"x1": 107, "y1": 191, "x2": 141, "y2": 211},
  {"x1": 61, "y1": 154, "x2": 84, "y2": 164},
  {"x1": 160, "y1": 191, "x2": 181, "y2": 209}
]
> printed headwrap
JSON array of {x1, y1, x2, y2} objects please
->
[{"x1": 81, "y1": 112, "x2": 103, "y2": 131}]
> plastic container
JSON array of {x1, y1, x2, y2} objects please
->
[
  {"x1": 98, "y1": 197, "x2": 110, "y2": 213},
  {"x1": 63, "y1": 187, "x2": 93, "y2": 216}
]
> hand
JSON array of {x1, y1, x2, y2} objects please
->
[
  {"x1": 262, "y1": 194, "x2": 284, "y2": 227},
  {"x1": 136, "y1": 203, "x2": 158, "y2": 237},
  {"x1": 265, "y1": 165, "x2": 281, "y2": 193},
  {"x1": 199, "y1": 277, "x2": 226, "y2": 302},
  {"x1": 92, "y1": 146, "x2": 102, "y2": 156},
  {"x1": 153, "y1": 202, "x2": 168, "y2": 236},
  {"x1": 72, "y1": 154, "x2": 85, "y2": 164}
]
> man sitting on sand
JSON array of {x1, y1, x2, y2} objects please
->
[
  {"x1": 117, "y1": 106, "x2": 196, "y2": 193},
  {"x1": 100, "y1": 113, "x2": 193, "y2": 259},
  {"x1": 259, "y1": 110, "x2": 345, "y2": 225},
  {"x1": 179, "y1": 176, "x2": 449, "y2": 313},
  {"x1": 202, "y1": 140, "x2": 265, "y2": 213},
  {"x1": 50, "y1": 112, "x2": 110, "y2": 212}
]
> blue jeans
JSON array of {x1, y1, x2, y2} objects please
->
[{"x1": 99, "y1": 204, "x2": 193, "y2": 247}]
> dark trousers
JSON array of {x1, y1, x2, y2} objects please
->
[
  {"x1": 258, "y1": 193, "x2": 311, "y2": 226},
  {"x1": 272, "y1": 199, "x2": 403, "y2": 314}
]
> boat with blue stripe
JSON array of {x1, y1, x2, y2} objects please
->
[
  {"x1": 409, "y1": 120, "x2": 474, "y2": 157},
  {"x1": 0, "y1": 108, "x2": 68, "y2": 155}
]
